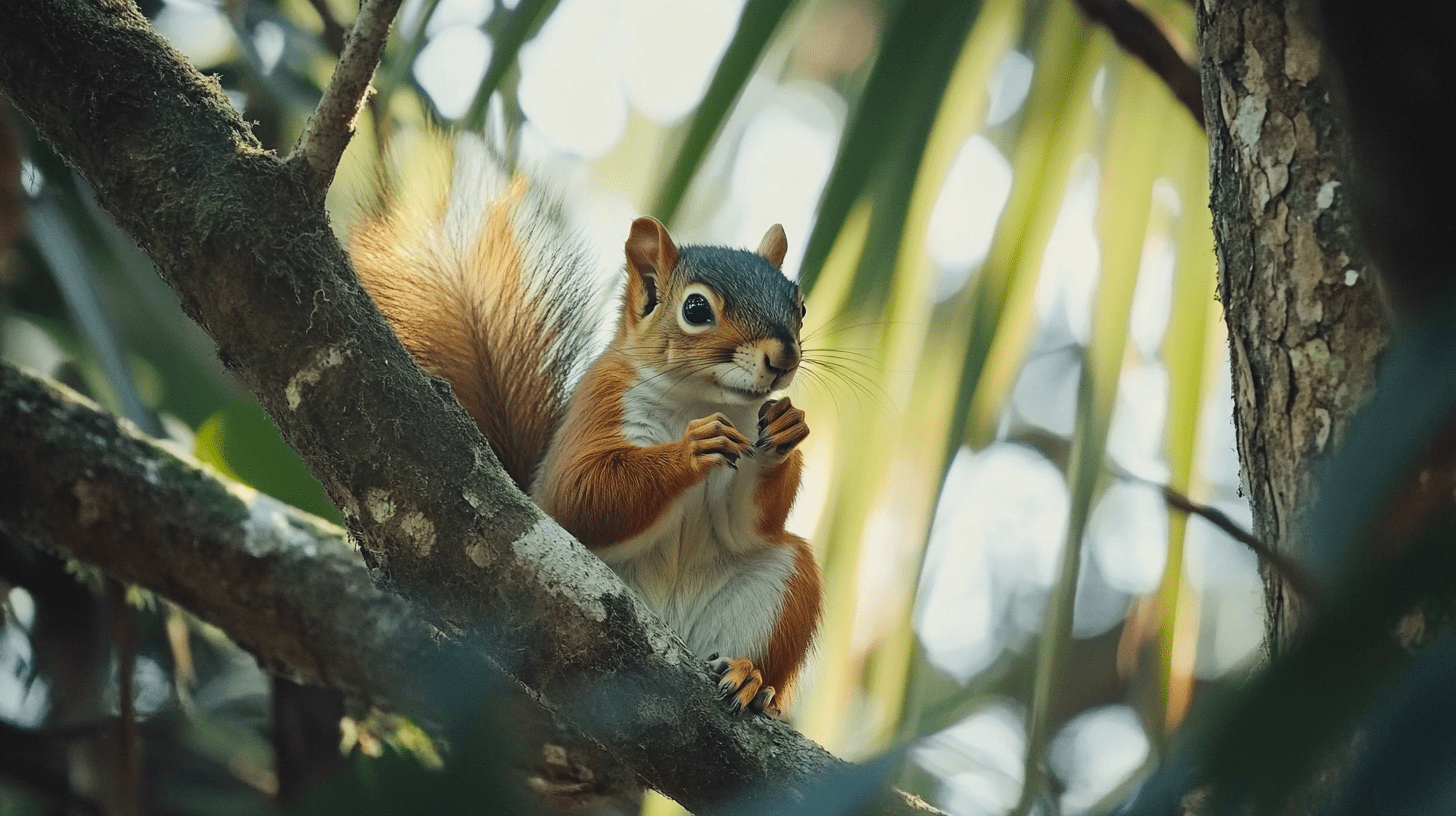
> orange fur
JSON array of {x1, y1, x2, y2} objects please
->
[
  {"x1": 754, "y1": 449, "x2": 803, "y2": 534},
  {"x1": 761, "y1": 534, "x2": 822, "y2": 707},
  {"x1": 751, "y1": 449, "x2": 820, "y2": 706},
  {"x1": 534, "y1": 349, "x2": 714, "y2": 549},
  {"x1": 352, "y1": 176, "x2": 575, "y2": 490}
]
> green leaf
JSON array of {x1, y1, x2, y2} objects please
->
[
  {"x1": 951, "y1": 1, "x2": 1103, "y2": 450},
  {"x1": 798, "y1": 0, "x2": 985, "y2": 296},
  {"x1": 1152, "y1": 130, "x2": 1217, "y2": 737},
  {"x1": 461, "y1": 0, "x2": 564, "y2": 131},
  {"x1": 195, "y1": 404, "x2": 341, "y2": 522},
  {"x1": 651, "y1": 0, "x2": 795, "y2": 224},
  {"x1": 1018, "y1": 55, "x2": 1168, "y2": 812}
]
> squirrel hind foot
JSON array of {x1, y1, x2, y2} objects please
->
[{"x1": 706, "y1": 654, "x2": 780, "y2": 717}]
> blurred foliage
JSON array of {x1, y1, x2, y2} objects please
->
[
  {"x1": 5, "y1": 0, "x2": 1454, "y2": 814},
  {"x1": 195, "y1": 405, "x2": 341, "y2": 523}
]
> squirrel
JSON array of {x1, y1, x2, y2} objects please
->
[{"x1": 350, "y1": 148, "x2": 822, "y2": 716}]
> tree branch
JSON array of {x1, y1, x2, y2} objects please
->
[
  {"x1": 288, "y1": 0, "x2": 402, "y2": 197},
  {"x1": 0, "y1": 364, "x2": 437, "y2": 706},
  {"x1": 1151, "y1": 482, "x2": 1321, "y2": 605},
  {"x1": 306, "y1": 0, "x2": 349, "y2": 57},
  {"x1": 0, "y1": 363, "x2": 638, "y2": 806},
  {"x1": 0, "y1": 360, "x2": 935, "y2": 813},
  {"x1": 0, "y1": 3, "x2": 934, "y2": 812},
  {"x1": 1069, "y1": 0, "x2": 1205, "y2": 129}
]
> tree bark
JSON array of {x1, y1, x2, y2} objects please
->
[
  {"x1": 1197, "y1": 0, "x2": 1387, "y2": 651},
  {"x1": 0, "y1": 3, "x2": 940, "y2": 813},
  {"x1": 0, "y1": 365, "x2": 438, "y2": 706},
  {"x1": 0, "y1": 363, "x2": 652, "y2": 809}
]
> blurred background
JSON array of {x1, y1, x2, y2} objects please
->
[{"x1": 0, "y1": 0, "x2": 1260, "y2": 813}]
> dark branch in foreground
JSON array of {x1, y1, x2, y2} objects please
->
[{"x1": 1069, "y1": 0, "x2": 1205, "y2": 128}]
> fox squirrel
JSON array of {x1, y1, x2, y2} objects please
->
[{"x1": 350, "y1": 149, "x2": 822, "y2": 715}]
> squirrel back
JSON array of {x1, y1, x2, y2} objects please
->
[{"x1": 350, "y1": 143, "x2": 600, "y2": 489}]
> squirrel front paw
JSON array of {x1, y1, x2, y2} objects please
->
[
  {"x1": 756, "y1": 398, "x2": 809, "y2": 464},
  {"x1": 684, "y1": 413, "x2": 752, "y2": 473},
  {"x1": 706, "y1": 653, "x2": 779, "y2": 716}
]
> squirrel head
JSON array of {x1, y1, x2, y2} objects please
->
[{"x1": 621, "y1": 217, "x2": 803, "y2": 405}]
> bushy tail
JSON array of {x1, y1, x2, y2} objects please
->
[{"x1": 350, "y1": 139, "x2": 601, "y2": 491}]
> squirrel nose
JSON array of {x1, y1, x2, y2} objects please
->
[{"x1": 764, "y1": 340, "x2": 800, "y2": 375}]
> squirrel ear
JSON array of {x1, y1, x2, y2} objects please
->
[
  {"x1": 625, "y1": 217, "x2": 680, "y2": 319},
  {"x1": 757, "y1": 224, "x2": 788, "y2": 269}
]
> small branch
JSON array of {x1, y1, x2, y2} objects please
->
[
  {"x1": 0, "y1": 107, "x2": 22, "y2": 259},
  {"x1": 288, "y1": 0, "x2": 403, "y2": 196},
  {"x1": 1068, "y1": 0, "x2": 1205, "y2": 129},
  {"x1": 106, "y1": 579, "x2": 142, "y2": 816},
  {"x1": 307, "y1": 0, "x2": 349, "y2": 57},
  {"x1": 1116, "y1": 468, "x2": 1321, "y2": 605},
  {"x1": 1156, "y1": 485, "x2": 1320, "y2": 602}
]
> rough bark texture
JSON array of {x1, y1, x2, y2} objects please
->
[
  {"x1": 0, "y1": 3, "x2": 938, "y2": 813},
  {"x1": 1197, "y1": 0, "x2": 1388, "y2": 650},
  {"x1": 0, "y1": 365, "x2": 436, "y2": 705},
  {"x1": 0, "y1": 364, "x2": 645, "y2": 809}
]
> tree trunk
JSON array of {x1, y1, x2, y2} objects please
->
[{"x1": 1197, "y1": 0, "x2": 1387, "y2": 652}]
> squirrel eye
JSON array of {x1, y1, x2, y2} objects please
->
[
  {"x1": 799, "y1": 303, "x2": 807, "y2": 319},
  {"x1": 682, "y1": 293, "x2": 713, "y2": 325}
]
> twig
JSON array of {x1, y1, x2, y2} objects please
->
[
  {"x1": 1115, "y1": 468, "x2": 1321, "y2": 605},
  {"x1": 106, "y1": 579, "x2": 142, "y2": 816},
  {"x1": 1068, "y1": 0, "x2": 1205, "y2": 129},
  {"x1": 288, "y1": 0, "x2": 404, "y2": 197},
  {"x1": 1156, "y1": 485, "x2": 1319, "y2": 600},
  {"x1": 307, "y1": 0, "x2": 349, "y2": 57}
]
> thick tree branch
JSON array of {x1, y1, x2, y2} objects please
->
[
  {"x1": 0, "y1": 364, "x2": 639, "y2": 806},
  {"x1": 0, "y1": 364, "x2": 436, "y2": 705},
  {"x1": 0, "y1": 3, "x2": 933, "y2": 812},
  {"x1": 1070, "y1": 0, "x2": 1205, "y2": 129},
  {"x1": 288, "y1": 0, "x2": 402, "y2": 196}
]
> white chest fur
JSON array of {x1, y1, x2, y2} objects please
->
[{"x1": 600, "y1": 370, "x2": 795, "y2": 664}]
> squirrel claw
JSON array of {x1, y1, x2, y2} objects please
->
[
  {"x1": 685, "y1": 413, "x2": 751, "y2": 473},
  {"x1": 706, "y1": 654, "x2": 778, "y2": 717},
  {"x1": 755, "y1": 397, "x2": 809, "y2": 461}
]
